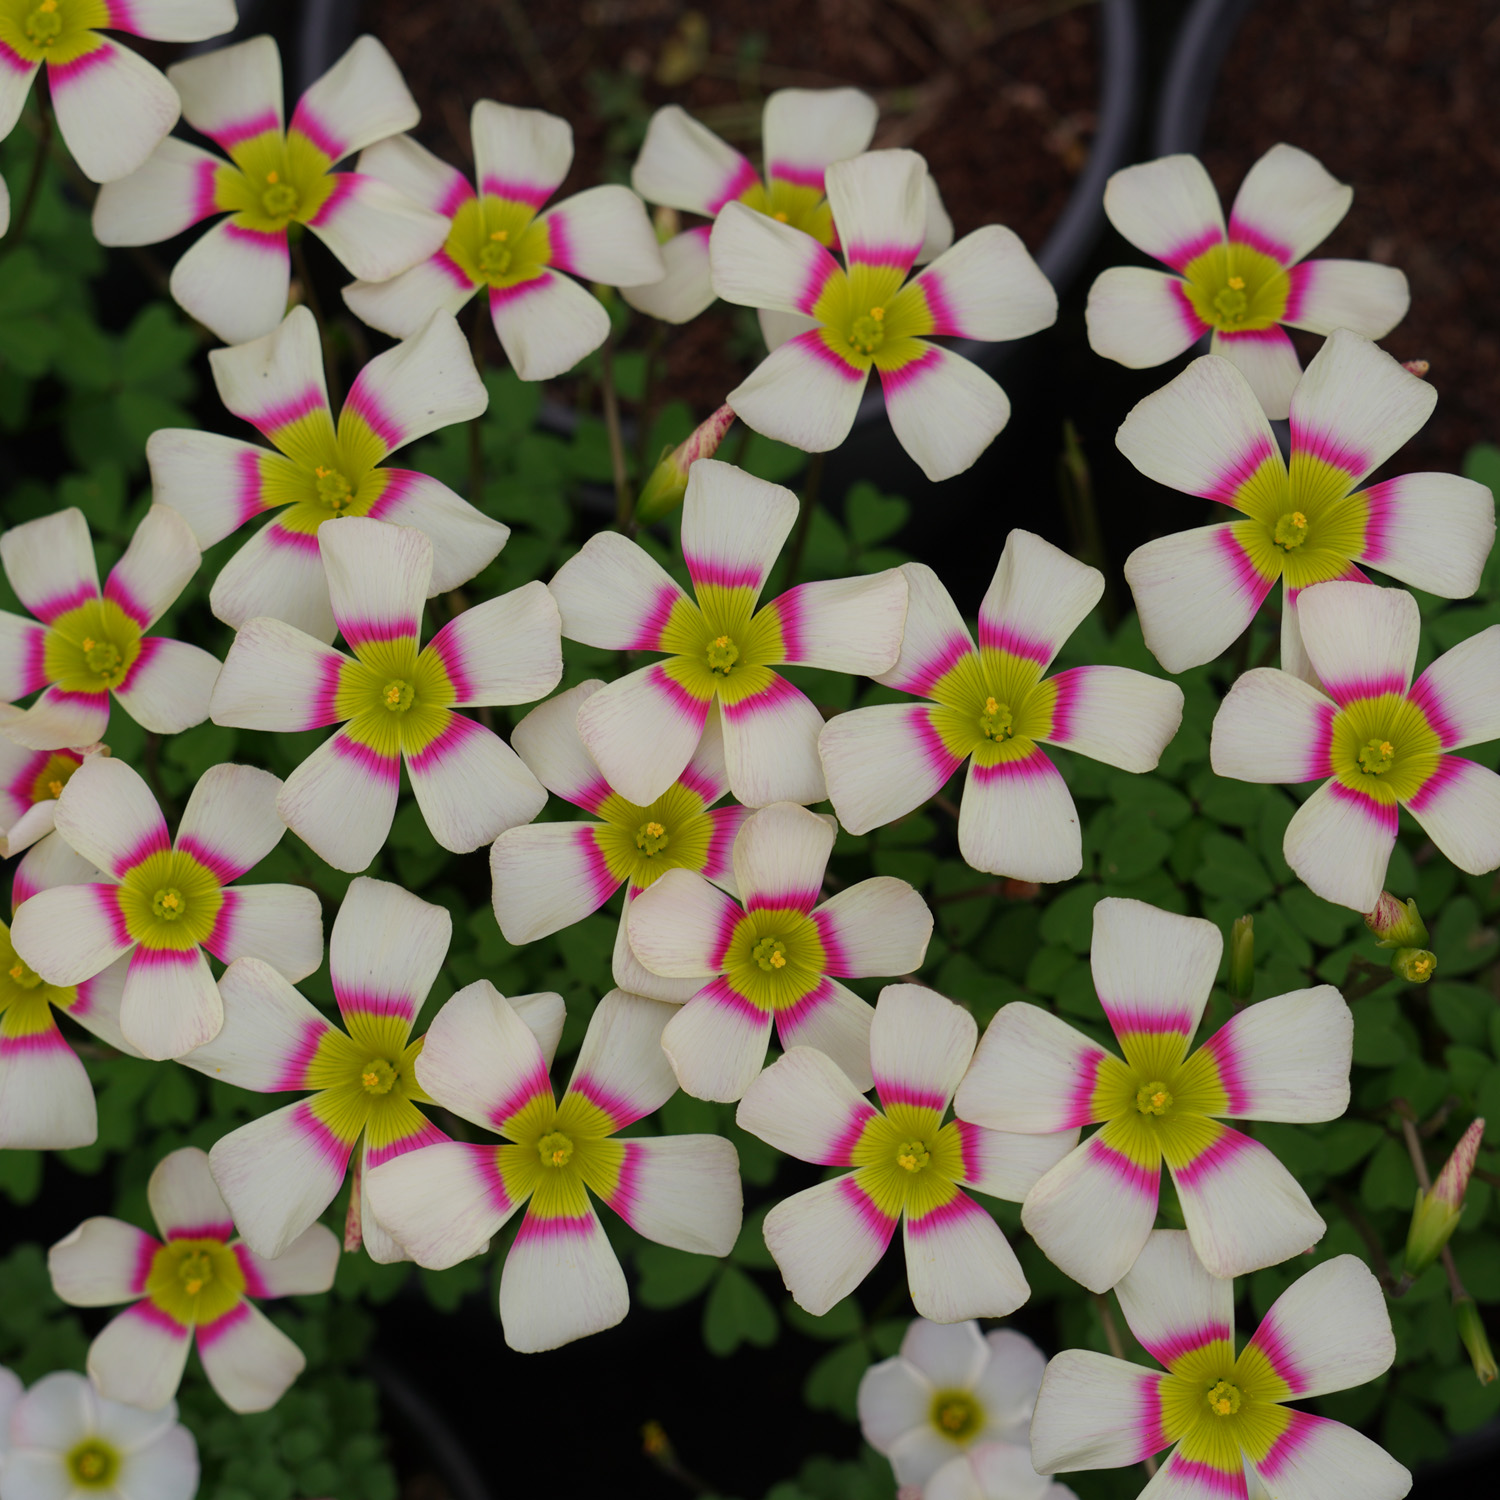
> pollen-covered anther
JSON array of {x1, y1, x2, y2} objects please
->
[
  {"x1": 25, "y1": 0, "x2": 61, "y2": 44},
  {"x1": 48, "y1": 779, "x2": 63, "y2": 796},
  {"x1": 1135, "y1": 1080, "x2": 1173, "y2": 1116},
  {"x1": 381, "y1": 679, "x2": 415, "y2": 713},
  {"x1": 752, "y1": 935, "x2": 788, "y2": 972},
  {"x1": 537, "y1": 1129, "x2": 574, "y2": 1168},
  {"x1": 635, "y1": 820, "x2": 670, "y2": 856},
  {"x1": 478, "y1": 228, "x2": 513, "y2": 275},
  {"x1": 932, "y1": 1392, "x2": 980, "y2": 1438},
  {"x1": 1205, "y1": 1378, "x2": 1242, "y2": 1417},
  {"x1": 152, "y1": 888, "x2": 186, "y2": 921},
  {"x1": 1273, "y1": 510, "x2": 1310, "y2": 551},
  {"x1": 979, "y1": 695, "x2": 1014, "y2": 741},
  {"x1": 314, "y1": 465, "x2": 354, "y2": 512},
  {"x1": 848, "y1": 308, "x2": 886, "y2": 355},
  {"x1": 359, "y1": 1058, "x2": 397, "y2": 1095},
  {"x1": 261, "y1": 168, "x2": 300, "y2": 219},
  {"x1": 177, "y1": 1249, "x2": 214, "y2": 1298},
  {"x1": 706, "y1": 634, "x2": 740, "y2": 675},
  {"x1": 67, "y1": 1440, "x2": 118, "y2": 1486},
  {"x1": 1358, "y1": 737, "x2": 1397, "y2": 775},
  {"x1": 896, "y1": 1139, "x2": 930, "y2": 1173},
  {"x1": 8, "y1": 958, "x2": 42, "y2": 989}
]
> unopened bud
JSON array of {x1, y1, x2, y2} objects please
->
[
  {"x1": 1365, "y1": 893, "x2": 1429, "y2": 949},
  {"x1": 1228, "y1": 915, "x2": 1254, "y2": 1001},
  {"x1": 1392, "y1": 947, "x2": 1437, "y2": 984},
  {"x1": 1403, "y1": 1119, "x2": 1484, "y2": 1279},
  {"x1": 1401, "y1": 359, "x2": 1431, "y2": 378},
  {"x1": 635, "y1": 408, "x2": 735, "y2": 524},
  {"x1": 1455, "y1": 1295, "x2": 1497, "y2": 1385}
]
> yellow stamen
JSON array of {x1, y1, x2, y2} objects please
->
[
  {"x1": 81, "y1": 637, "x2": 95, "y2": 651},
  {"x1": 984, "y1": 696, "x2": 998, "y2": 714},
  {"x1": 8, "y1": 963, "x2": 22, "y2": 981},
  {"x1": 645, "y1": 822, "x2": 664, "y2": 838},
  {"x1": 1227, "y1": 275, "x2": 1245, "y2": 290},
  {"x1": 772, "y1": 211, "x2": 789, "y2": 222},
  {"x1": 267, "y1": 170, "x2": 279, "y2": 184},
  {"x1": 48, "y1": 779, "x2": 63, "y2": 797},
  {"x1": 870, "y1": 306, "x2": 884, "y2": 320},
  {"x1": 490, "y1": 229, "x2": 508, "y2": 241},
  {"x1": 770, "y1": 951, "x2": 786, "y2": 968},
  {"x1": 714, "y1": 634, "x2": 730, "y2": 647}
]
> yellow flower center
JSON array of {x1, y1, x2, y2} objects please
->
[
  {"x1": 635, "y1": 820, "x2": 670, "y2": 856},
  {"x1": 25, "y1": 0, "x2": 62, "y2": 43},
  {"x1": 177, "y1": 1249, "x2": 214, "y2": 1298},
  {"x1": 1272, "y1": 510, "x2": 1309, "y2": 550},
  {"x1": 360, "y1": 1058, "x2": 398, "y2": 1095},
  {"x1": 382, "y1": 679, "x2": 415, "y2": 713},
  {"x1": 314, "y1": 464, "x2": 354, "y2": 513},
  {"x1": 29, "y1": 751, "x2": 82, "y2": 804},
  {"x1": 67, "y1": 1439, "x2": 119, "y2": 1488},
  {"x1": 706, "y1": 634, "x2": 740, "y2": 675},
  {"x1": 752, "y1": 935, "x2": 788, "y2": 971},
  {"x1": 1205, "y1": 1378, "x2": 1242, "y2": 1417},
  {"x1": 538, "y1": 1129, "x2": 574, "y2": 1168},
  {"x1": 931, "y1": 1390, "x2": 982, "y2": 1440},
  {"x1": 848, "y1": 306, "x2": 886, "y2": 354},
  {"x1": 896, "y1": 1139, "x2": 930, "y2": 1173},
  {"x1": 478, "y1": 228, "x2": 512, "y2": 274},
  {"x1": 1358, "y1": 738, "x2": 1396, "y2": 775},
  {"x1": 979, "y1": 695, "x2": 1013, "y2": 741},
  {"x1": 1181, "y1": 242, "x2": 1290, "y2": 333},
  {"x1": 151, "y1": 887, "x2": 186, "y2": 921},
  {"x1": 7, "y1": 956, "x2": 43, "y2": 989},
  {"x1": 1135, "y1": 1080, "x2": 1173, "y2": 1116},
  {"x1": 261, "y1": 169, "x2": 299, "y2": 218},
  {"x1": 78, "y1": 635, "x2": 122, "y2": 680}
]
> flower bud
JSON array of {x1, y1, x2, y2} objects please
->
[
  {"x1": 1228, "y1": 915, "x2": 1254, "y2": 1001},
  {"x1": 635, "y1": 408, "x2": 736, "y2": 524},
  {"x1": 1455, "y1": 1296, "x2": 1497, "y2": 1385},
  {"x1": 1391, "y1": 947, "x2": 1437, "y2": 984},
  {"x1": 1403, "y1": 1119, "x2": 1484, "y2": 1280},
  {"x1": 1365, "y1": 892, "x2": 1429, "y2": 949},
  {"x1": 1401, "y1": 358, "x2": 1431, "y2": 378}
]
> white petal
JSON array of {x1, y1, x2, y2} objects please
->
[
  {"x1": 49, "y1": 36, "x2": 179, "y2": 183},
  {"x1": 601, "y1": 1135, "x2": 742, "y2": 1255},
  {"x1": 1209, "y1": 667, "x2": 1335, "y2": 783},
  {"x1": 0, "y1": 506, "x2": 99, "y2": 624},
  {"x1": 1245, "y1": 1255, "x2": 1394, "y2": 1399},
  {"x1": 0, "y1": 1016, "x2": 96, "y2": 1150},
  {"x1": 499, "y1": 1204, "x2": 630, "y2": 1352},
  {"x1": 978, "y1": 529, "x2": 1103, "y2": 668},
  {"x1": 119, "y1": 946, "x2": 223, "y2": 1061},
  {"x1": 565, "y1": 988, "x2": 680, "y2": 1131},
  {"x1": 815, "y1": 882, "x2": 932, "y2": 977},
  {"x1": 91, "y1": 138, "x2": 223, "y2": 247},
  {"x1": 47, "y1": 1217, "x2": 155, "y2": 1305},
  {"x1": 508, "y1": 680, "x2": 609, "y2": 807},
  {"x1": 1020, "y1": 1129, "x2": 1159, "y2": 1294},
  {"x1": 1169, "y1": 1124, "x2": 1325, "y2": 1280},
  {"x1": 540, "y1": 184, "x2": 663, "y2": 287},
  {"x1": 9, "y1": 884, "x2": 131, "y2": 988},
  {"x1": 52, "y1": 755, "x2": 167, "y2": 879},
  {"x1": 472, "y1": 98, "x2": 572, "y2": 202},
  {"x1": 660, "y1": 977, "x2": 775, "y2": 1103},
  {"x1": 194, "y1": 1299, "x2": 305, "y2": 1413},
  {"x1": 211, "y1": 886, "x2": 324, "y2": 1003},
  {"x1": 112, "y1": 1422, "x2": 199, "y2": 1500},
  {"x1": 858, "y1": 1353, "x2": 937, "y2": 1458},
  {"x1": 356, "y1": 132, "x2": 473, "y2": 216},
  {"x1": 1211, "y1": 326, "x2": 1302, "y2": 422},
  {"x1": 731, "y1": 800, "x2": 833, "y2": 911},
  {"x1": 179, "y1": 956, "x2": 331, "y2": 1092},
  {"x1": 373, "y1": 469, "x2": 509, "y2": 595},
  {"x1": 320, "y1": 515, "x2": 431, "y2": 649},
  {"x1": 737, "y1": 1044, "x2": 877, "y2": 1167},
  {"x1": 423, "y1": 581, "x2": 561, "y2": 706},
  {"x1": 957, "y1": 749, "x2": 1080, "y2": 883},
  {"x1": 1194, "y1": 986, "x2": 1351, "y2": 1123},
  {"x1": 111, "y1": 637, "x2": 216, "y2": 736},
  {"x1": 776, "y1": 977, "x2": 876, "y2": 1093},
  {"x1": 170, "y1": 218, "x2": 291, "y2": 346},
  {"x1": 1086, "y1": 266, "x2": 1205, "y2": 368},
  {"x1": 1405, "y1": 756, "x2": 1500, "y2": 879},
  {"x1": 907, "y1": 226, "x2": 1057, "y2": 342},
  {"x1": 1296, "y1": 579, "x2": 1417, "y2": 701},
  {"x1": 331, "y1": 876, "x2": 450, "y2": 1034},
  {"x1": 176, "y1": 762, "x2": 285, "y2": 884},
  {"x1": 1113, "y1": 1229, "x2": 1233, "y2": 1366},
  {"x1": 620, "y1": 226, "x2": 715, "y2": 323},
  {"x1": 612, "y1": 897, "x2": 704, "y2": 1004},
  {"x1": 722, "y1": 674, "x2": 827, "y2": 807},
  {"x1": 682, "y1": 458, "x2": 798, "y2": 603},
  {"x1": 292, "y1": 34, "x2": 418, "y2": 161},
  {"x1": 952, "y1": 1120, "x2": 1079, "y2": 1204},
  {"x1": 210, "y1": 519, "x2": 336, "y2": 643},
  {"x1": 1283, "y1": 778, "x2": 1396, "y2": 912},
  {"x1": 905, "y1": 1192, "x2": 1028, "y2": 1322},
  {"x1": 87, "y1": 1303, "x2": 191, "y2": 1410},
  {"x1": 1103, "y1": 154, "x2": 1225, "y2": 270},
  {"x1": 728, "y1": 330, "x2": 868, "y2": 454},
  {"x1": 490, "y1": 267, "x2": 610, "y2": 381},
  {"x1": 1029, "y1": 1349, "x2": 1168, "y2": 1472},
  {"x1": 1288, "y1": 330, "x2": 1435, "y2": 491},
  {"x1": 955, "y1": 1003, "x2": 1110, "y2": 1135},
  {"x1": 820, "y1": 703, "x2": 964, "y2": 837},
  {"x1": 575, "y1": 662, "x2": 711, "y2": 807},
  {"x1": 408, "y1": 713, "x2": 547, "y2": 853},
  {"x1": 1284, "y1": 258, "x2": 1410, "y2": 339},
  {"x1": 414, "y1": 980, "x2": 550, "y2": 1133},
  {"x1": 342, "y1": 255, "x2": 477, "y2": 340},
  {"x1": 763, "y1": 1174, "x2": 894, "y2": 1316},
  {"x1": 826, "y1": 149, "x2": 927, "y2": 269},
  {"x1": 632, "y1": 104, "x2": 752, "y2": 214},
  {"x1": 1091, "y1": 897, "x2": 1219, "y2": 1041},
  {"x1": 881, "y1": 343, "x2": 1012, "y2": 483},
  {"x1": 549, "y1": 530, "x2": 693, "y2": 652},
  {"x1": 491, "y1": 823, "x2": 614, "y2": 945},
  {"x1": 1229, "y1": 143, "x2": 1351, "y2": 266},
  {"x1": 710, "y1": 199, "x2": 841, "y2": 317},
  {"x1": 1247, "y1": 1411, "x2": 1411, "y2": 1500},
  {"x1": 208, "y1": 304, "x2": 326, "y2": 436},
  {"x1": 1042, "y1": 665, "x2": 1183, "y2": 772},
  {"x1": 759, "y1": 306, "x2": 819, "y2": 351},
  {"x1": 919, "y1": 172, "x2": 954, "y2": 262},
  {"x1": 168, "y1": 34, "x2": 282, "y2": 148},
  {"x1": 0, "y1": 685, "x2": 110, "y2": 753},
  {"x1": 1359, "y1": 471, "x2": 1495, "y2": 598},
  {"x1": 363, "y1": 1140, "x2": 516, "y2": 1269},
  {"x1": 626, "y1": 867, "x2": 736, "y2": 978},
  {"x1": 340, "y1": 309, "x2": 487, "y2": 461},
  {"x1": 1116, "y1": 353, "x2": 1279, "y2": 501},
  {"x1": 277, "y1": 724, "x2": 400, "y2": 873},
  {"x1": 763, "y1": 87, "x2": 877, "y2": 179},
  {"x1": 209, "y1": 617, "x2": 349, "y2": 733}
]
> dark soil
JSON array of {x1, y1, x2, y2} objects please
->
[
  {"x1": 369, "y1": 0, "x2": 1101, "y2": 411},
  {"x1": 1200, "y1": 0, "x2": 1500, "y2": 478}
]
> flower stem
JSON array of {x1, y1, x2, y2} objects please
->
[
  {"x1": 2, "y1": 86, "x2": 54, "y2": 256},
  {"x1": 781, "y1": 451, "x2": 825, "y2": 591},
  {"x1": 468, "y1": 295, "x2": 488, "y2": 506},
  {"x1": 291, "y1": 233, "x2": 340, "y2": 406},
  {"x1": 1094, "y1": 1294, "x2": 1157, "y2": 1477},
  {"x1": 600, "y1": 328, "x2": 633, "y2": 532}
]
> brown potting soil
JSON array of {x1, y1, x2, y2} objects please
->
[
  {"x1": 368, "y1": 0, "x2": 1100, "y2": 413},
  {"x1": 1200, "y1": 0, "x2": 1500, "y2": 475}
]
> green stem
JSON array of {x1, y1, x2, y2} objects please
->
[
  {"x1": 600, "y1": 330, "x2": 633, "y2": 532},
  {"x1": 468, "y1": 295, "x2": 488, "y2": 506},
  {"x1": 780, "y1": 451, "x2": 825, "y2": 591},
  {"x1": 291, "y1": 233, "x2": 340, "y2": 406},
  {"x1": 3, "y1": 86, "x2": 54, "y2": 256}
]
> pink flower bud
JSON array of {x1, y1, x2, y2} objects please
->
[
  {"x1": 1403, "y1": 1119, "x2": 1484, "y2": 1279},
  {"x1": 636, "y1": 408, "x2": 736, "y2": 523},
  {"x1": 1364, "y1": 892, "x2": 1429, "y2": 949}
]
